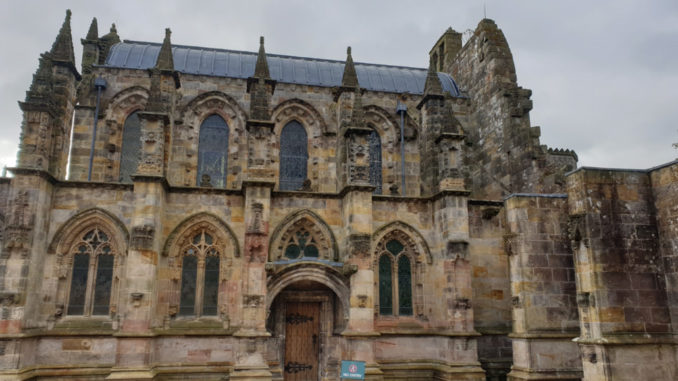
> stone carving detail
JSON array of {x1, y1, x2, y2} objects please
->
[
  {"x1": 247, "y1": 202, "x2": 264, "y2": 234},
  {"x1": 455, "y1": 297, "x2": 471, "y2": 309},
  {"x1": 347, "y1": 133, "x2": 371, "y2": 184},
  {"x1": 568, "y1": 214, "x2": 587, "y2": 249},
  {"x1": 503, "y1": 233, "x2": 517, "y2": 256},
  {"x1": 576, "y1": 292, "x2": 593, "y2": 308},
  {"x1": 243, "y1": 294, "x2": 263, "y2": 307},
  {"x1": 347, "y1": 234, "x2": 371, "y2": 258},
  {"x1": 131, "y1": 224, "x2": 154, "y2": 250},
  {"x1": 269, "y1": 211, "x2": 337, "y2": 262},
  {"x1": 446, "y1": 240, "x2": 469, "y2": 261},
  {"x1": 3, "y1": 190, "x2": 34, "y2": 258}
]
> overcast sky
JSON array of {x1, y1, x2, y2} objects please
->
[{"x1": 1, "y1": 0, "x2": 677, "y2": 172}]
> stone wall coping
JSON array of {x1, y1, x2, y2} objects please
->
[
  {"x1": 565, "y1": 159, "x2": 678, "y2": 177},
  {"x1": 508, "y1": 331, "x2": 579, "y2": 339},
  {"x1": 376, "y1": 330, "x2": 481, "y2": 337},
  {"x1": 573, "y1": 333, "x2": 678, "y2": 345},
  {"x1": 503, "y1": 193, "x2": 567, "y2": 201}
]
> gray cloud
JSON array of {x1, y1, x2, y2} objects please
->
[{"x1": 0, "y1": 0, "x2": 676, "y2": 172}]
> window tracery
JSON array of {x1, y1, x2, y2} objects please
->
[
  {"x1": 376, "y1": 238, "x2": 413, "y2": 316},
  {"x1": 269, "y1": 213, "x2": 336, "y2": 262},
  {"x1": 66, "y1": 227, "x2": 117, "y2": 316},
  {"x1": 178, "y1": 229, "x2": 220, "y2": 316}
]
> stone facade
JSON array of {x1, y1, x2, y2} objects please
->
[{"x1": 0, "y1": 10, "x2": 675, "y2": 381}]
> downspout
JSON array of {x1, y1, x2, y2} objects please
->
[
  {"x1": 396, "y1": 101, "x2": 407, "y2": 195},
  {"x1": 88, "y1": 77, "x2": 107, "y2": 181}
]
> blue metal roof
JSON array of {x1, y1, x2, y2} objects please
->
[{"x1": 103, "y1": 41, "x2": 461, "y2": 97}]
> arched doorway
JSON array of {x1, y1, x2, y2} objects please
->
[{"x1": 267, "y1": 265, "x2": 350, "y2": 381}]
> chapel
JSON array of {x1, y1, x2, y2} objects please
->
[{"x1": 0, "y1": 10, "x2": 676, "y2": 381}]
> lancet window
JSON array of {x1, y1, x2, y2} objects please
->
[
  {"x1": 197, "y1": 114, "x2": 229, "y2": 187},
  {"x1": 377, "y1": 239, "x2": 413, "y2": 316},
  {"x1": 179, "y1": 229, "x2": 221, "y2": 316},
  {"x1": 119, "y1": 111, "x2": 141, "y2": 183},
  {"x1": 369, "y1": 128, "x2": 382, "y2": 194},
  {"x1": 279, "y1": 121, "x2": 308, "y2": 191},
  {"x1": 66, "y1": 228, "x2": 117, "y2": 316}
]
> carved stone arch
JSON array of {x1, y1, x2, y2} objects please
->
[
  {"x1": 269, "y1": 210, "x2": 338, "y2": 262},
  {"x1": 103, "y1": 86, "x2": 149, "y2": 124},
  {"x1": 372, "y1": 221, "x2": 432, "y2": 265},
  {"x1": 163, "y1": 212, "x2": 240, "y2": 259},
  {"x1": 49, "y1": 208, "x2": 129, "y2": 256},
  {"x1": 272, "y1": 99, "x2": 327, "y2": 136},
  {"x1": 181, "y1": 91, "x2": 248, "y2": 127},
  {"x1": 266, "y1": 263, "x2": 350, "y2": 320},
  {"x1": 47, "y1": 208, "x2": 129, "y2": 319},
  {"x1": 175, "y1": 92, "x2": 247, "y2": 187},
  {"x1": 363, "y1": 105, "x2": 398, "y2": 147}
]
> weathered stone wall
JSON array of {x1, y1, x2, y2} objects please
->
[
  {"x1": 649, "y1": 161, "x2": 678, "y2": 333},
  {"x1": 505, "y1": 194, "x2": 582, "y2": 380},
  {"x1": 450, "y1": 20, "x2": 574, "y2": 200},
  {"x1": 567, "y1": 167, "x2": 676, "y2": 380}
]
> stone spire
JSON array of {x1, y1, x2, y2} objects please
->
[
  {"x1": 24, "y1": 54, "x2": 53, "y2": 105},
  {"x1": 247, "y1": 36, "x2": 275, "y2": 121},
  {"x1": 50, "y1": 9, "x2": 76, "y2": 66},
  {"x1": 341, "y1": 46, "x2": 359, "y2": 88},
  {"x1": 254, "y1": 36, "x2": 270, "y2": 79},
  {"x1": 423, "y1": 56, "x2": 443, "y2": 96},
  {"x1": 155, "y1": 28, "x2": 174, "y2": 71},
  {"x1": 85, "y1": 17, "x2": 98, "y2": 40}
]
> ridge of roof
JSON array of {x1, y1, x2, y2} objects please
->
[{"x1": 119, "y1": 39, "x2": 431, "y2": 72}]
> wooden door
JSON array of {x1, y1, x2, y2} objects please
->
[{"x1": 284, "y1": 302, "x2": 320, "y2": 381}]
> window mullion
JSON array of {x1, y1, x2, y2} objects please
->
[
  {"x1": 84, "y1": 254, "x2": 97, "y2": 316},
  {"x1": 393, "y1": 255, "x2": 399, "y2": 316},
  {"x1": 195, "y1": 257, "x2": 206, "y2": 316}
]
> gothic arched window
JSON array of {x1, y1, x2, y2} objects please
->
[
  {"x1": 66, "y1": 228, "x2": 116, "y2": 316},
  {"x1": 119, "y1": 111, "x2": 141, "y2": 183},
  {"x1": 282, "y1": 225, "x2": 320, "y2": 259},
  {"x1": 369, "y1": 129, "x2": 382, "y2": 194},
  {"x1": 179, "y1": 229, "x2": 220, "y2": 316},
  {"x1": 197, "y1": 114, "x2": 229, "y2": 188},
  {"x1": 376, "y1": 239, "x2": 413, "y2": 316},
  {"x1": 279, "y1": 121, "x2": 308, "y2": 191}
]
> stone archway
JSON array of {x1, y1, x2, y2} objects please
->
[{"x1": 266, "y1": 263, "x2": 350, "y2": 380}]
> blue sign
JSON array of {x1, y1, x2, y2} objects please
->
[{"x1": 341, "y1": 360, "x2": 365, "y2": 380}]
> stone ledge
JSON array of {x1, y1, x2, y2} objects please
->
[{"x1": 573, "y1": 333, "x2": 678, "y2": 345}]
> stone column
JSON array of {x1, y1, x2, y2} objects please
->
[{"x1": 505, "y1": 194, "x2": 582, "y2": 381}]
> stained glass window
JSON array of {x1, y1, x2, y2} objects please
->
[
  {"x1": 92, "y1": 254, "x2": 114, "y2": 315},
  {"x1": 398, "y1": 255, "x2": 413, "y2": 315},
  {"x1": 203, "y1": 256, "x2": 220, "y2": 316},
  {"x1": 379, "y1": 255, "x2": 393, "y2": 315},
  {"x1": 119, "y1": 111, "x2": 141, "y2": 183},
  {"x1": 67, "y1": 253, "x2": 90, "y2": 315},
  {"x1": 279, "y1": 121, "x2": 308, "y2": 191},
  {"x1": 197, "y1": 115, "x2": 229, "y2": 188},
  {"x1": 66, "y1": 228, "x2": 117, "y2": 316},
  {"x1": 179, "y1": 255, "x2": 197, "y2": 316},
  {"x1": 369, "y1": 129, "x2": 382, "y2": 194},
  {"x1": 178, "y1": 230, "x2": 222, "y2": 317}
]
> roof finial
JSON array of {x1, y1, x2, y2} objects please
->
[
  {"x1": 86, "y1": 17, "x2": 98, "y2": 40},
  {"x1": 341, "y1": 45, "x2": 359, "y2": 88},
  {"x1": 154, "y1": 27, "x2": 174, "y2": 71},
  {"x1": 110, "y1": 23, "x2": 117, "y2": 34},
  {"x1": 253, "y1": 35, "x2": 271, "y2": 79},
  {"x1": 50, "y1": 9, "x2": 76, "y2": 65}
]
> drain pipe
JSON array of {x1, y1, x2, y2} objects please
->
[
  {"x1": 88, "y1": 77, "x2": 107, "y2": 181},
  {"x1": 396, "y1": 101, "x2": 407, "y2": 195}
]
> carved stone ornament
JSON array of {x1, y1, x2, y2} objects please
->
[
  {"x1": 347, "y1": 233, "x2": 371, "y2": 258},
  {"x1": 131, "y1": 224, "x2": 154, "y2": 250},
  {"x1": 243, "y1": 294, "x2": 263, "y2": 308}
]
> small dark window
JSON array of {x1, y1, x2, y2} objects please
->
[
  {"x1": 197, "y1": 114, "x2": 229, "y2": 188},
  {"x1": 379, "y1": 255, "x2": 393, "y2": 315},
  {"x1": 92, "y1": 254, "x2": 114, "y2": 315},
  {"x1": 398, "y1": 255, "x2": 413, "y2": 315},
  {"x1": 179, "y1": 255, "x2": 198, "y2": 316},
  {"x1": 119, "y1": 111, "x2": 141, "y2": 183},
  {"x1": 369, "y1": 129, "x2": 382, "y2": 194},
  {"x1": 202, "y1": 256, "x2": 220, "y2": 316},
  {"x1": 67, "y1": 253, "x2": 90, "y2": 315},
  {"x1": 279, "y1": 121, "x2": 308, "y2": 191}
]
